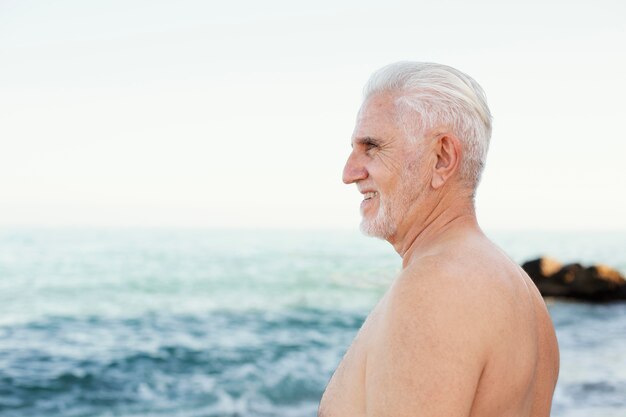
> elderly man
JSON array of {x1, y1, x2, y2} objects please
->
[{"x1": 319, "y1": 62, "x2": 560, "y2": 417}]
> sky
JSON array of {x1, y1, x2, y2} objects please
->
[{"x1": 1, "y1": 0, "x2": 625, "y2": 230}]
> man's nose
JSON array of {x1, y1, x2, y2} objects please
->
[{"x1": 342, "y1": 151, "x2": 368, "y2": 184}]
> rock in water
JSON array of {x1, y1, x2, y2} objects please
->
[{"x1": 522, "y1": 257, "x2": 626, "y2": 301}]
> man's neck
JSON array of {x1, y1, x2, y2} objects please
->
[{"x1": 388, "y1": 191, "x2": 481, "y2": 269}]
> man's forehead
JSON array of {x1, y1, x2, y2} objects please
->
[
  {"x1": 358, "y1": 92, "x2": 398, "y2": 119},
  {"x1": 352, "y1": 92, "x2": 402, "y2": 142}
]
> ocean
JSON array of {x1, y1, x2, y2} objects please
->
[{"x1": 0, "y1": 229, "x2": 625, "y2": 417}]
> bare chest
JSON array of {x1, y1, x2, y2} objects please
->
[{"x1": 318, "y1": 300, "x2": 386, "y2": 417}]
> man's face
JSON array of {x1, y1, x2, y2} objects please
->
[{"x1": 343, "y1": 93, "x2": 429, "y2": 239}]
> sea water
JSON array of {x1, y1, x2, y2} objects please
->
[{"x1": 0, "y1": 229, "x2": 624, "y2": 417}]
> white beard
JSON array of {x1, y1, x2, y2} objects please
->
[
  {"x1": 360, "y1": 197, "x2": 398, "y2": 239},
  {"x1": 359, "y1": 158, "x2": 425, "y2": 240}
]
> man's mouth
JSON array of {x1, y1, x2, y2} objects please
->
[{"x1": 363, "y1": 191, "x2": 378, "y2": 201}]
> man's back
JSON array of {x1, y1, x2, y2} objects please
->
[{"x1": 319, "y1": 231, "x2": 560, "y2": 417}]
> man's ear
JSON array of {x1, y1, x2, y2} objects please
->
[{"x1": 432, "y1": 134, "x2": 462, "y2": 189}]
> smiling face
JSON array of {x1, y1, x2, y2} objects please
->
[{"x1": 343, "y1": 92, "x2": 431, "y2": 240}]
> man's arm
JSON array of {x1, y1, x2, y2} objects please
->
[{"x1": 365, "y1": 263, "x2": 491, "y2": 417}]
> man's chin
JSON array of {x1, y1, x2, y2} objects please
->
[{"x1": 360, "y1": 217, "x2": 395, "y2": 240}]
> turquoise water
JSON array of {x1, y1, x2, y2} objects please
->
[{"x1": 0, "y1": 229, "x2": 625, "y2": 416}]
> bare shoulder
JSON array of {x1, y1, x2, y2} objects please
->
[
  {"x1": 385, "y1": 253, "x2": 495, "y2": 333},
  {"x1": 388, "y1": 240, "x2": 522, "y2": 328},
  {"x1": 364, "y1": 236, "x2": 559, "y2": 417},
  {"x1": 398, "y1": 237, "x2": 556, "y2": 346},
  {"x1": 363, "y1": 250, "x2": 497, "y2": 417},
  {"x1": 398, "y1": 236, "x2": 560, "y2": 416},
  {"x1": 378, "y1": 246, "x2": 508, "y2": 362}
]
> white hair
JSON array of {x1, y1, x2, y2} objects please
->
[{"x1": 363, "y1": 61, "x2": 493, "y2": 191}]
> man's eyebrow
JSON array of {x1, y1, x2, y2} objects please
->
[{"x1": 353, "y1": 136, "x2": 382, "y2": 147}]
